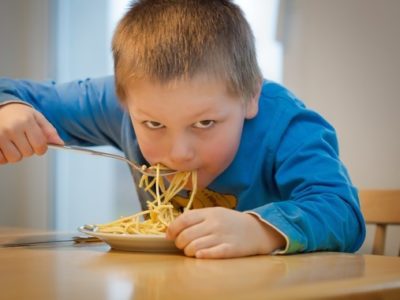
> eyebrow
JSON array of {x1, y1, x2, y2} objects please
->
[
  {"x1": 134, "y1": 105, "x2": 223, "y2": 120},
  {"x1": 132, "y1": 108, "x2": 157, "y2": 119},
  {"x1": 188, "y1": 106, "x2": 219, "y2": 119}
]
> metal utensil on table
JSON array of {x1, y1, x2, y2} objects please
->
[
  {"x1": 47, "y1": 144, "x2": 177, "y2": 177},
  {"x1": 0, "y1": 233, "x2": 101, "y2": 247}
]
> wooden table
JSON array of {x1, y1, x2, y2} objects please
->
[{"x1": 1, "y1": 229, "x2": 399, "y2": 300}]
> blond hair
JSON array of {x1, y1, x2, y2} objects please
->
[{"x1": 112, "y1": 0, "x2": 262, "y2": 101}]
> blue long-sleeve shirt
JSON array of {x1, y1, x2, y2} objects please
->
[{"x1": 0, "y1": 76, "x2": 366, "y2": 253}]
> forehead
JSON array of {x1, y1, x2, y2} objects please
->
[
  {"x1": 124, "y1": 75, "x2": 245, "y2": 122},
  {"x1": 125, "y1": 74, "x2": 242, "y2": 106}
]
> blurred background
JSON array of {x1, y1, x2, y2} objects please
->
[{"x1": 0, "y1": 0, "x2": 399, "y2": 255}]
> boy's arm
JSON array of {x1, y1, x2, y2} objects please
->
[
  {"x1": 250, "y1": 109, "x2": 366, "y2": 254},
  {"x1": 0, "y1": 76, "x2": 125, "y2": 149}
]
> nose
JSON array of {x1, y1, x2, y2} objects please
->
[{"x1": 168, "y1": 134, "x2": 195, "y2": 168}]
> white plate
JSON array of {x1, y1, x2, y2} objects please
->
[{"x1": 78, "y1": 226, "x2": 179, "y2": 252}]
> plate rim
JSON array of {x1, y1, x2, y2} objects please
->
[
  {"x1": 78, "y1": 225, "x2": 168, "y2": 240},
  {"x1": 78, "y1": 225, "x2": 178, "y2": 252}
]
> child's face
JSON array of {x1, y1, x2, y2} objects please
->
[{"x1": 125, "y1": 74, "x2": 259, "y2": 189}]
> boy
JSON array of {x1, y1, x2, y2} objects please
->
[{"x1": 0, "y1": 0, "x2": 365, "y2": 258}]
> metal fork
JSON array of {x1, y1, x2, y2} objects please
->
[{"x1": 47, "y1": 144, "x2": 177, "y2": 177}]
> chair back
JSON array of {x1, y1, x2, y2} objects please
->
[{"x1": 358, "y1": 189, "x2": 400, "y2": 255}]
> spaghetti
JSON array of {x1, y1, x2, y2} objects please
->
[{"x1": 96, "y1": 164, "x2": 197, "y2": 235}]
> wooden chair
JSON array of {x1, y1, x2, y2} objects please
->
[{"x1": 358, "y1": 190, "x2": 400, "y2": 256}]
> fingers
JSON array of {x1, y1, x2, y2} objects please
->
[
  {"x1": 0, "y1": 149, "x2": 5, "y2": 164},
  {"x1": 0, "y1": 140, "x2": 21, "y2": 163},
  {"x1": 183, "y1": 235, "x2": 219, "y2": 257},
  {"x1": 167, "y1": 210, "x2": 213, "y2": 256},
  {"x1": 166, "y1": 210, "x2": 204, "y2": 240},
  {"x1": 176, "y1": 231, "x2": 236, "y2": 259},
  {"x1": 0, "y1": 105, "x2": 64, "y2": 163},
  {"x1": 167, "y1": 209, "x2": 229, "y2": 257},
  {"x1": 25, "y1": 119, "x2": 51, "y2": 155},
  {"x1": 14, "y1": 134, "x2": 35, "y2": 157},
  {"x1": 174, "y1": 219, "x2": 211, "y2": 250},
  {"x1": 0, "y1": 137, "x2": 22, "y2": 162},
  {"x1": 195, "y1": 243, "x2": 233, "y2": 259},
  {"x1": 34, "y1": 111, "x2": 64, "y2": 145},
  {"x1": 167, "y1": 207, "x2": 257, "y2": 259}
]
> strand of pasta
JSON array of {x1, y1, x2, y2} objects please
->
[{"x1": 97, "y1": 164, "x2": 197, "y2": 235}]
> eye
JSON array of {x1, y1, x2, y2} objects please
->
[
  {"x1": 192, "y1": 120, "x2": 215, "y2": 129},
  {"x1": 143, "y1": 120, "x2": 165, "y2": 129}
]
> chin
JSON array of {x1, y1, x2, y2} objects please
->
[
  {"x1": 195, "y1": 173, "x2": 218, "y2": 190},
  {"x1": 165, "y1": 168, "x2": 218, "y2": 191},
  {"x1": 184, "y1": 177, "x2": 207, "y2": 191}
]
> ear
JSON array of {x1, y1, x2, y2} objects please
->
[{"x1": 245, "y1": 81, "x2": 262, "y2": 119}]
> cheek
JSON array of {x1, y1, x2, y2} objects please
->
[
  {"x1": 194, "y1": 128, "x2": 241, "y2": 189},
  {"x1": 134, "y1": 127, "x2": 164, "y2": 164},
  {"x1": 138, "y1": 142, "x2": 160, "y2": 163},
  {"x1": 200, "y1": 125, "x2": 242, "y2": 172}
]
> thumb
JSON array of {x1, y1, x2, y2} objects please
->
[{"x1": 34, "y1": 111, "x2": 64, "y2": 145}]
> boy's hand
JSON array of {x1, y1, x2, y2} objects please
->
[
  {"x1": 0, "y1": 103, "x2": 64, "y2": 164},
  {"x1": 166, "y1": 207, "x2": 286, "y2": 259}
]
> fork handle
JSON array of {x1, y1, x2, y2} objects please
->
[
  {"x1": 47, "y1": 144, "x2": 137, "y2": 169},
  {"x1": 47, "y1": 144, "x2": 178, "y2": 176}
]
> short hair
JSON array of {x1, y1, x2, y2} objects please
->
[{"x1": 112, "y1": 0, "x2": 262, "y2": 101}]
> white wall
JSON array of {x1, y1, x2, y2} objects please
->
[
  {"x1": 0, "y1": 0, "x2": 53, "y2": 229},
  {"x1": 279, "y1": 0, "x2": 400, "y2": 255}
]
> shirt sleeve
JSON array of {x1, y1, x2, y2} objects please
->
[
  {"x1": 250, "y1": 108, "x2": 366, "y2": 254},
  {"x1": 0, "y1": 76, "x2": 125, "y2": 149}
]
